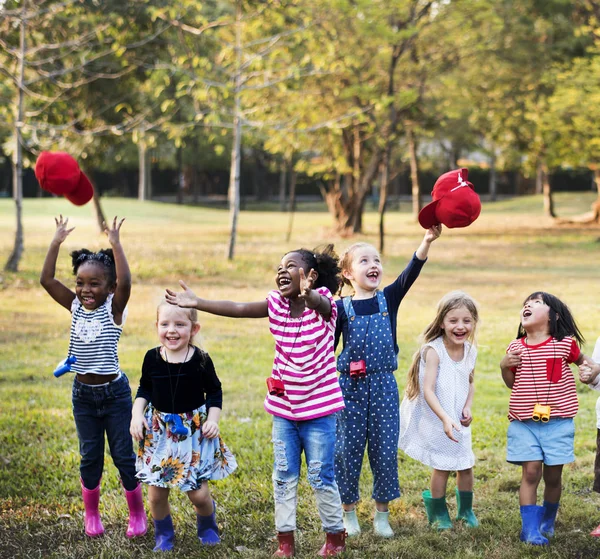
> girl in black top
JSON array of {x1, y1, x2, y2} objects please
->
[{"x1": 130, "y1": 302, "x2": 236, "y2": 551}]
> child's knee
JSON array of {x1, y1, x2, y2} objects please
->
[{"x1": 522, "y1": 462, "x2": 543, "y2": 483}]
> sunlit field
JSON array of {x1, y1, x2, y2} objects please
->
[{"x1": 2, "y1": 193, "x2": 600, "y2": 558}]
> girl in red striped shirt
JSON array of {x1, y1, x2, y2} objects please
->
[{"x1": 500, "y1": 291, "x2": 599, "y2": 546}]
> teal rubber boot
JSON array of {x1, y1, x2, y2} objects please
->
[
  {"x1": 373, "y1": 510, "x2": 394, "y2": 538},
  {"x1": 422, "y1": 490, "x2": 452, "y2": 530},
  {"x1": 455, "y1": 488, "x2": 479, "y2": 528},
  {"x1": 342, "y1": 509, "x2": 361, "y2": 537}
]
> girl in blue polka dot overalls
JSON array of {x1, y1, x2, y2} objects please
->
[{"x1": 334, "y1": 226, "x2": 441, "y2": 538}]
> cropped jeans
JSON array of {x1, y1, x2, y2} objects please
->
[
  {"x1": 271, "y1": 414, "x2": 344, "y2": 533},
  {"x1": 72, "y1": 373, "x2": 137, "y2": 490}
]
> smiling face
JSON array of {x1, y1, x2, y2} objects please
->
[
  {"x1": 156, "y1": 304, "x2": 200, "y2": 354},
  {"x1": 520, "y1": 295, "x2": 551, "y2": 333},
  {"x1": 441, "y1": 305, "x2": 475, "y2": 346},
  {"x1": 75, "y1": 262, "x2": 114, "y2": 310},
  {"x1": 343, "y1": 245, "x2": 382, "y2": 295},
  {"x1": 276, "y1": 251, "x2": 308, "y2": 299}
]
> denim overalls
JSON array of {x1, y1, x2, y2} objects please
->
[{"x1": 334, "y1": 290, "x2": 401, "y2": 504}]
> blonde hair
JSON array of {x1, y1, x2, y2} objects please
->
[
  {"x1": 338, "y1": 242, "x2": 378, "y2": 293},
  {"x1": 405, "y1": 291, "x2": 479, "y2": 400},
  {"x1": 156, "y1": 299, "x2": 200, "y2": 343}
]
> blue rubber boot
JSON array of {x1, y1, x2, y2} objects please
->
[
  {"x1": 196, "y1": 501, "x2": 220, "y2": 545},
  {"x1": 153, "y1": 515, "x2": 175, "y2": 552},
  {"x1": 519, "y1": 505, "x2": 549, "y2": 546},
  {"x1": 422, "y1": 490, "x2": 453, "y2": 530},
  {"x1": 540, "y1": 500, "x2": 559, "y2": 538}
]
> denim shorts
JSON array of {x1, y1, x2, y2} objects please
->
[{"x1": 506, "y1": 417, "x2": 575, "y2": 466}]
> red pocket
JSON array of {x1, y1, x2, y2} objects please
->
[{"x1": 546, "y1": 358, "x2": 563, "y2": 383}]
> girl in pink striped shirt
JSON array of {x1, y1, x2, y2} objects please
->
[
  {"x1": 166, "y1": 244, "x2": 347, "y2": 558},
  {"x1": 500, "y1": 291, "x2": 599, "y2": 546}
]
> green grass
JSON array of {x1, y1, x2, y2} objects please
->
[{"x1": 2, "y1": 193, "x2": 600, "y2": 558}]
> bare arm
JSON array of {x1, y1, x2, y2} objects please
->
[
  {"x1": 39, "y1": 215, "x2": 76, "y2": 311},
  {"x1": 422, "y1": 347, "x2": 460, "y2": 442},
  {"x1": 415, "y1": 225, "x2": 442, "y2": 260},
  {"x1": 298, "y1": 267, "x2": 332, "y2": 319},
  {"x1": 130, "y1": 397, "x2": 149, "y2": 441},
  {"x1": 166, "y1": 280, "x2": 269, "y2": 318},
  {"x1": 105, "y1": 217, "x2": 131, "y2": 325},
  {"x1": 500, "y1": 349, "x2": 521, "y2": 389},
  {"x1": 461, "y1": 370, "x2": 475, "y2": 426},
  {"x1": 202, "y1": 407, "x2": 221, "y2": 439},
  {"x1": 576, "y1": 354, "x2": 600, "y2": 384}
]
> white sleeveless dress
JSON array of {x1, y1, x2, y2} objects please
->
[{"x1": 399, "y1": 336, "x2": 477, "y2": 471}]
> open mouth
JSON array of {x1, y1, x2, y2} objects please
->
[
  {"x1": 82, "y1": 296, "x2": 95, "y2": 305},
  {"x1": 522, "y1": 309, "x2": 532, "y2": 318},
  {"x1": 278, "y1": 277, "x2": 292, "y2": 289},
  {"x1": 366, "y1": 271, "x2": 379, "y2": 280}
]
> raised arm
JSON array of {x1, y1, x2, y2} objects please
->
[
  {"x1": 298, "y1": 267, "x2": 332, "y2": 319},
  {"x1": 39, "y1": 215, "x2": 76, "y2": 311},
  {"x1": 422, "y1": 347, "x2": 460, "y2": 442},
  {"x1": 165, "y1": 280, "x2": 268, "y2": 318},
  {"x1": 104, "y1": 217, "x2": 131, "y2": 324},
  {"x1": 415, "y1": 225, "x2": 442, "y2": 260}
]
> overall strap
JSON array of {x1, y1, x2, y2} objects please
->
[
  {"x1": 376, "y1": 290, "x2": 389, "y2": 316},
  {"x1": 343, "y1": 296, "x2": 355, "y2": 318}
]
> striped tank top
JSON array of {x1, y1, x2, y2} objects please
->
[
  {"x1": 264, "y1": 286, "x2": 345, "y2": 421},
  {"x1": 69, "y1": 293, "x2": 126, "y2": 375}
]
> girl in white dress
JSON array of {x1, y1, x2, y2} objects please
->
[{"x1": 399, "y1": 291, "x2": 479, "y2": 530}]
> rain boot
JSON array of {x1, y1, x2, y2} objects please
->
[
  {"x1": 539, "y1": 500, "x2": 559, "y2": 538},
  {"x1": 342, "y1": 509, "x2": 361, "y2": 537},
  {"x1": 373, "y1": 510, "x2": 394, "y2": 537},
  {"x1": 124, "y1": 483, "x2": 148, "y2": 538},
  {"x1": 196, "y1": 501, "x2": 220, "y2": 545},
  {"x1": 317, "y1": 530, "x2": 347, "y2": 557},
  {"x1": 422, "y1": 490, "x2": 452, "y2": 530},
  {"x1": 80, "y1": 478, "x2": 104, "y2": 537},
  {"x1": 153, "y1": 515, "x2": 175, "y2": 552},
  {"x1": 519, "y1": 505, "x2": 549, "y2": 546},
  {"x1": 591, "y1": 523, "x2": 600, "y2": 537},
  {"x1": 274, "y1": 531, "x2": 295, "y2": 558},
  {"x1": 455, "y1": 488, "x2": 479, "y2": 528}
]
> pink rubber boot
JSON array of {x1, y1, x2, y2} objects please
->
[
  {"x1": 80, "y1": 479, "x2": 104, "y2": 537},
  {"x1": 124, "y1": 484, "x2": 147, "y2": 538}
]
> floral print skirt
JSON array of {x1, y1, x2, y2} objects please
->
[{"x1": 136, "y1": 404, "x2": 237, "y2": 491}]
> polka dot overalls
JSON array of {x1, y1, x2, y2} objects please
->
[{"x1": 334, "y1": 291, "x2": 401, "y2": 504}]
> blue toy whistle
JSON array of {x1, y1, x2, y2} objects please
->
[
  {"x1": 164, "y1": 413, "x2": 188, "y2": 436},
  {"x1": 53, "y1": 355, "x2": 77, "y2": 377}
]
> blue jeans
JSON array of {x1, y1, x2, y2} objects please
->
[
  {"x1": 272, "y1": 414, "x2": 344, "y2": 533},
  {"x1": 72, "y1": 374, "x2": 137, "y2": 490}
]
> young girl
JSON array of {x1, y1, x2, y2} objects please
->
[
  {"x1": 399, "y1": 291, "x2": 479, "y2": 531},
  {"x1": 129, "y1": 301, "x2": 237, "y2": 551},
  {"x1": 39, "y1": 215, "x2": 146, "y2": 538},
  {"x1": 165, "y1": 245, "x2": 347, "y2": 558},
  {"x1": 334, "y1": 226, "x2": 441, "y2": 538},
  {"x1": 500, "y1": 291, "x2": 599, "y2": 545}
]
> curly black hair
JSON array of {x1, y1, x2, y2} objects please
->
[
  {"x1": 288, "y1": 244, "x2": 341, "y2": 296},
  {"x1": 517, "y1": 291, "x2": 584, "y2": 345},
  {"x1": 70, "y1": 248, "x2": 116, "y2": 285}
]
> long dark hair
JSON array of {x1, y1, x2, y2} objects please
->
[
  {"x1": 289, "y1": 244, "x2": 341, "y2": 296},
  {"x1": 517, "y1": 291, "x2": 584, "y2": 345}
]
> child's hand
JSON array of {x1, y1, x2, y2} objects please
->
[
  {"x1": 424, "y1": 224, "x2": 442, "y2": 244},
  {"x1": 130, "y1": 414, "x2": 149, "y2": 441},
  {"x1": 579, "y1": 360, "x2": 595, "y2": 384},
  {"x1": 103, "y1": 216, "x2": 125, "y2": 246},
  {"x1": 165, "y1": 280, "x2": 199, "y2": 308},
  {"x1": 298, "y1": 267, "x2": 318, "y2": 300},
  {"x1": 442, "y1": 417, "x2": 461, "y2": 442},
  {"x1": 52, "y1": 215, "x2": 75, "y2": 244},
  {"x1": 501, "y1": 348, "x2": 522, "y2": 370},
  {"x1": 460, "y1": 407, "x2": 473, "y2": 427},
  {"x1": 202, "y1": 420, "x2": 220, "y2": 439}
]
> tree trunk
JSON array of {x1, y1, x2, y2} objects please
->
[
  {"x1": 489, "y1": 149, "x2": 497, "y2": 202},
  {"x1": 279, "y1": 158, "x2": 288, "y2": 211},
  {"x1": 4, "y1": 5, "x2": 26, "y2": 272},
  {"x1": 285, "y1": 168, "x2": 297, "y2": 242},
  {"x1": 92, "y1": 188, "x2": 106, "y2": 233},
  {"x1": 406, "y1": 124, "x2": 421, "y2": 219},
  {"x1": 541, "y1": 163, "x2": 555, "y2": 218},
  {"x1": 378, "y1": 145, "x2": 390, "y2": 254},
  {"x1": 138, "y1": 140, "x2": 147, "y2": 201},
  {"x1": 535, "y1": 160, "x2": 543, "y2": 195},
  {"x1": 227, "y1": 0, "x2": 242, "y2": 260}
]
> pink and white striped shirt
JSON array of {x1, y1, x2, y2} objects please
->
[{"x1": 264, "y1": 286, "x2": 345, "y2": 421}]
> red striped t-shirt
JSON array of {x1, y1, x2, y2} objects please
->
[
  {"x1": 506, "y1": 336, "x2": 581, "y2": 421},
  {"x1": 264, "y1": 287, "x2": 345, "y2": 421}
]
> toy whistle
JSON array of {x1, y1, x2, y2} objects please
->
[{"x1": 53, "y1": 355, "x2": 77, "y2": 377}]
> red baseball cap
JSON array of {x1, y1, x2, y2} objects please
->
[
  {"x1": 34, "y1": 151, "x2": 94, "y2": 206},
  {"x1": 418, "y1": 168, "x2": 481, "y2": 229}
]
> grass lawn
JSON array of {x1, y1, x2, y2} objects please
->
[{"x1": 2, "y1": 193, "x2": 600, "y2": 558}]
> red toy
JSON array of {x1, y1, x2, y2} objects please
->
[
  {"x1": 418, "y1": 168, "x2": 481, "y2": 229},
  {"x1": 35, "y1": 151, "x2": 94, "y2": 206}
]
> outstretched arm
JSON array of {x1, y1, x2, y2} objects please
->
[
  {"x1": 40, "y1": 215, "x2": 76, "y2": 311},
  {"x1": 165, "y1": 280, "x2": 268, "y2": 318},
  {"x1": 415, "y1": 225, "x2": 442, "y2": 260},
  {"x1": 105, "y1": 217, "x2": 131, "y2": 324},
  {"x1": 422, "y1": 347, "x2": 461, "y2": 442}
]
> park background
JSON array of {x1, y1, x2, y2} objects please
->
[{"x1": 3, "y1": 1, "x2": 600, "y2": 558}]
